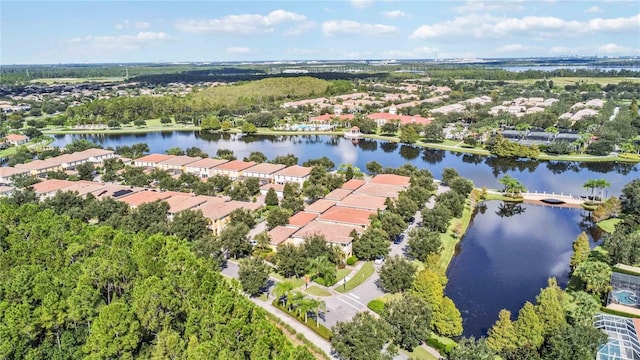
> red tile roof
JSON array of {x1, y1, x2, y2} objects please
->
[
  {"x1": 165, "y1": 195, "x2": 208, "y2": 213},
  {"x1": 186, "y1": 158, "x2": 229, "y2": 169},
  {"x1": 289, "y1": 211, "x2": 318, "y2": 227},
  {"x1": 370, "y1": 174, "x2": 411, "y2": 187},
  {"x1": 118, "y1": 190, "x2": 173, "y2": 207},
  {"x1": 0, "y1": 167, "x2": 29, "y2": 178},
  {"x1": 75, "y1": 148, "x2": 115, "y2": 157},
  {"x1": 325, "y1": 188, "x2": 353, "y2": 201},
  {"x1": 15, "y1": 160, "x2": 60, "y2": 171},
  {"x1": 245, "y1": 163, "x2": 287, "y2": 175},
  {"x1": 213, "y1": 160, "x2": 256, "y2": 172},
  {"x1": 341, "y1": 179, "x2": 365, "y2": 190},
  {"x1": 6, "y1": 134, "x2": 28, "y2": 142},
  {"x1": 135, "y1": 153, "x2": 174, "y2": 164},
  {"x1": 318, "y1": 206, "x2": 376, "y2": 226},
  {"x1": 159, "y1": 156, "x2": 201, "y2": 167},
  {"x1": 31, "y1": 179, "x2": 75, "y2": 194},
  {"x1": 355, "y1": 183, "x2": 404, "y2": 198},
  {"x1": 305, "y1": 199, "x2": 336, "y2": 213},
  {"x1": 293, "y1": 221, "x2": 362, "y2": 244},
  {"x1": 338, "y1": 193, "x2": 387, "y2": 211},
  {"x1": 367, "y1": 113, "x2": 433, "y2": 125},
  {"x1": 268, "y1": 226, "x2": 298, "y2": 246},
  {"x1": 275, "y1": 165, "x2": 312, "y2": 178},
  {"x1": 309, "y1": 114, "x2": 355, "y2": 122}
]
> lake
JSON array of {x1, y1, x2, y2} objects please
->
[
  {"x1": 445, "y1": 201, "x2": 602, "y2": 337},
  {"x1": 51, "y1": 132, "x2": 639, "y2": 196},
  {"x1": 51, "y1": 132, "x2": 636, "y2": 336}
]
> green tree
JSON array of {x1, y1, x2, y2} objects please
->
[
  {"x1": 272, "y1": 154, "x2": 299, "y2": 167},
  {"x1": 281, "y1": 183, "x2": 304, "y2": 213},
  {"x1": 514, "y1": 301, "x2": 544, "y2": 350},
  {"x1": 407, "y1": 228, "x2": 442, "y2": 261},
  {"x1": 535, "y1": 278, "x2": 568, "y2": 337},
  {"x1": 379, "y1": 212, "x2": 406, "y2": 239},
  {"x1": 449, "y1": 337, "x2": 496, "y2": 360},
  {"x1": 220, "y1": 223, "x2": 251, "y2": 258},
  {"x1": 239, "y1": 257, "x2": 271, "y2": 296},
  {"x1": 366, "y1": 160, "x2": 383, "y2": 175},
  {"x1": 382, "y1": 294, "x2": 431, "y2": 351},
  {"x1": 170, "y1": 209, "x2": 211, "y2": 242},
  {"x1": 620, "y1": 179, "x2": 640, "y2": 224},
  {"x1": 265, "y1": 187, "x2": 279, "y2": 206},
  {"x1": 352, "y1": 227, "x2": 390, "y2": 261},
  {"x1": 84, "y1": 302, "x2": 141, "y2": 359},
  {"x1": 441, "y1": 168, "x2": 459, "y2": 186},
  {"x1": 221, "y1": 120, "x2": 232, "y2": 131},
  {"x1": 432, "y1": 296, "x2": 463, "y2": 337},
  {"x1": 331, "y1": 312, "x2": 395, "y2": 360},
  {"x1": 241, "y1": 122, "x2": 258, "y2": 134},
  {"x1": 275, "y1": 244, "x2": 306, "y2": 278},
  {"x1": 449, "y1": 177, "x2": 475, "y2": 197},
  {"x1": 166, "y1": 147, "x2": 185, "y2": 156},
  {"x1": 565, "y1": 291, "x2": 600, "y2": 326},
  {"x1": 569, "y1": 232, "x2": 590, "y2": 271},
  {"x1": 216, "y1": 148, "x2": 236, "y2": 160},
  {"x1": 76, "y1": 162, "x2": 95, "y2": 181},
  {"x1": 266, "y1": 207, "x2": 292, "y2": 230},
  {"x1": 307, "y1": 255, "x2": 336, "y2": 286},
  {"x1": 573, "y1": 260, "x2": 612, "y2": 296},
  {"x1": 499, "y1": 174, "x2": 527, "y2": 197},
  {"x1": 379, "y1": 255, "x2": 416, "y2": 293},
  {"x1": 486, "y1": 309, "x2": 518, "y2": 353},
  {"x1": 399, "y1": 124, "x2": 420, "y2": 144},
  {"x1": 244, "y1": 151, "x2": 267, "y2": 163},
  {"x1": 541, "y1": 324, "x2": 607, "y2": 360}
]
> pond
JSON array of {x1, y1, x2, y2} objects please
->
[
  {"x1": 445, "y1": 201, "x2": 602, "y2": 337},
  {"x1": 51, "y1": 132, "x2": 639, "y2": 196}
]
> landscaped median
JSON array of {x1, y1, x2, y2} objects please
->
[
  {"x1": 272, "y1": 299, "x2": 332, "y2": 340},
  {"x1": 334, "y1": 261, "x2": 375, "y2": 293}
]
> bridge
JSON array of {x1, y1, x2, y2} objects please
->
[{"x1": 488, "y1": 190, "x2": 587, "y2": 208}]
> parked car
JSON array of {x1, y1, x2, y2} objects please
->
[
  {"x1": 393, "y1": 233, "x2": 404, "y2": 244},
  {"x1": 374, "y1": 256, "x2": 385, "y2": 265}
]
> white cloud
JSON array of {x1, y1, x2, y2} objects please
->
[
  {"x1": 382, "y1": 10, "x2": 408, "y2": 18},
  {"x1": 351, "y1": 0, "x2": 373, "y2": 9},
  {"x1": 585, "y1": 5, "x2": 602, "y2": 13},
  {"x1": 452, "y1": 0, "x2": 524, "y2": 13},
  {"x1": 496, "y1": 43, "x2": 535, "y2": 52},
  {"x1": 598, "y1": 43, "x2": 639, "y2": 53},
  {"x1": 411, "y1": 13, "x2": 640, "y2": 40},
  {"x1": 115, "y1": 20, "x2": 151, "y2": 30},
  {"x1": 283, "y1": 21, "x2": 316, "y2": 36},
  {"x1": 322, "y1": 20, "x2": 398, "y2": 37},
  {"x1": 174, "y1": 9, "x2": 306, "y2": 34},
  {"x1": 225, "y1": 47, "x2": 251, "y2": 54},
  {"x1": 69, "y1": 32, "x2": 171, "y2": 50}
]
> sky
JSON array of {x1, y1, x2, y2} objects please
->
[{"x1": 1, "y1": 0, "x2": 639, "y2": 64}]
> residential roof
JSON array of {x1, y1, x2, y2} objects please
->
[
  {"x1": 0, "y1": 166, "x2": 29, "y2": 178},
  {"x1": 318, "y1": 206, "x2": 376, "y2": 226},
  {"x1": 75, "y1": 148, "x2": 115, "y2": 157},
  {"x1": 15, "y1": 160, "x2": 60, "y2": 171},
  {"x1": 275, "y1": 165, "x2": 312, "y2": 178},
  {"x1": 366, "y1": 113, "x2": 433, "y2": 126},
  {"x1": 165, "y1": 195, "x2": 208, "y2": 214},
  {"x1": 213, "y1": 160, "x2": 257, "y2": 172},
  {"x1": 309, "y1": 114, "x2": 355, "y2": 122},
  {"x1": 338, "y1": 193, "x2": 387, "y2": 211},
  {"x1": 370, "y1": 174, "x2": 411, "y2": 187},
  {"x1": 0, "y1": 186, "x2": 14, "y2": 194},
  {"x1": 46, "y1": 153, "x2": 90, "y2": 165},
  {"x1": 293, "y1": 220, "x2": 362, "y2": 244},
  {"x1": 90, "y1": 184, "x2": 139, "y2": 199},
  {"x1": 186, "y1": 158, "x2": 229, "y2": 169},
  {"x1": 31, "y1": 179, "x2": 76, "y2": 194},
  {"x1": 325, "y1": 188, "x2": 353, "y2": 201},
  {"x1": 341, "y1": 179, "x2": 365, "y2": 190},
  {"x1": 57, "y1": 181, "x2": 106, "y2": 196},
  {"x1": 159, "y1": 155, "x2": 201, "y2": 167},
  {"x1": 135, "y1": 153, "x2": 175, "y2": 164},
  {"x1": 244, "y1": 163, "x2": 287, "y2": 175},
  {"x1": 268, "y1": 226, "x2": 298, "y2": 246},
  {"x1": 305, "y1": 199, "x2": 336, "y2": 213},
  {"x1": 355, "y1": 183, "x2": 404, "y2": 198},
  {"x1": 197, "y1": 200, "x2": 262, "y2": 220},
  {"x1": 118, "y1": 190, "x2": 173, "y2": 207},
  {"x1": 289, "y1": 211, "x2": 318, "y2": 227},
  {"x1": 6, "y1": 134, "x2": 28, "y2": 142}
]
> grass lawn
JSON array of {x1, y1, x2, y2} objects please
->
[
  {"x1": 401, "y1": 346, "x2": 439, "y2": 360},
  {"x1": 438, "y1": 203, "x2": 473, "y2": 271},
  {"x1": 337, "y1": 268, "x2": 352, "y2": 281},
  {"x1": 597, "y1": 218, "x2": 622, "y2": 233},
  {"x1": 483, "y1": 193, "x2": 524, "y2": 202},
  {"x1": 305, "y1": 286, "x2": 332, "y2": 297},
  {"x1": 335, "y1": 262, "x2": 375, "y2": 293}
]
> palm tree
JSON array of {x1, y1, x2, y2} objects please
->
[
  {"x1": 289, "y1": 291, "x2": 305, "y2": 313},
  {"x1": 499, "y1": 175, "x2": 527, "y2": 197},
  {"x1": 314, "y1": 299, "x2": 326, "y2": 327},
  {"x1": 583, "y1": 179, "x2": 597, "y2": 201},
  {"x1": 594, "y1": 179, "x2": 611, "y2": 203},
  {"x1": 297, "y1": 298, "x2": 314, "y2": 323},
  {"x1": 307, "y1": 256, "x2": 337, "y2": 286},
  {"x1": 273, "y1": 281, "x2": 295, "y2": 308}
]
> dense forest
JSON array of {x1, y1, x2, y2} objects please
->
[{"x1": 0, "y1": 201, "x2": 313, "y2": 360}]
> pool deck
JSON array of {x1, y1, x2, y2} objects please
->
[{"x1": 606, "y1": 303, "x2": 640, "y2": 317}]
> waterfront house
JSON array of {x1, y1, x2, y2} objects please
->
[
  {"x1": 243, "y1": 163, "x2": 286, "y2": 184},
  {"x1": 15, "y1": 160, "x2": 62, "y2": 177},
  {"x1": 210, "y1": 160, "x2": 256, "y2": 180},
  {"x1": 274, "y1": 165, "x2": 312, "y2": 186},
  {"x1": 134, "y1": 153, "x2": 175, "y2": 168},
  {"x1": 185, "y1": 158, "x2": 229, "y2": 178}
]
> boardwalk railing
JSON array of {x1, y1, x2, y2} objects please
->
[{"x1": 520, "y1": 191, "x2": 583, "y2": 201}]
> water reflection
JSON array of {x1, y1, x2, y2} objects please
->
[
  {"x1": 495, "y1": 202, "x2": 526, "y2": 218},
  {"x1": 399, "y1": 145, "x2": 420, "y2": 160},
  {"x1": 380, "y1": 141, "x2": 398, "y2": 153},
  {"x1": 446, "y1": 201, "x2": 602, "y2": 337},
  {"x1": 422, "y1": 149, "x2": 446, "y2": 164}
]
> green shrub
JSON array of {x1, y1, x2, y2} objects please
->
[
  {"x1": 272, "y1": 299, "x2": 332, "y2": 340},
  {"x1": 427, "y1": 335, "x2": 457, "y2": 354},
  {"x1": 367, "y1": 300, "x2": 385, "y2": 315},
  {"x1": 346, "y1": 256, "x2": 358, "y2": 266}
]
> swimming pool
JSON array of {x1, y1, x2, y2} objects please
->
[{"x1": 612, "y1": 289, "x2": 637, "y2": 306}]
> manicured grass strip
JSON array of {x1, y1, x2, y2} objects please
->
[
  {"x1": 597, "y1": 218, "x2": 622, "y2": 233},
  {"x1": 272, "y1": 300, "x2": 332, "y2": 340},
  {"x1": 263, "y1": 312, "x2": 330, "y2": 360},
  {"x1": 270, "y1": 273, "x2": 306, "y2": 288},
  {"x1": 438, "y1": 203, "x2": 473, "y2": 271},
  {"x1": 305, "y1": 286, "x2": 332, "y2": 297},
  {"x1": 337, "y1": 268, "x2": 352, "y2": 281},
  {"x1": 483, "y1": 193, "x2": 524, "y2": 202},
  {"x1": 335, "y1": 261, "x2": 375, "y2": 293},
  {"x1": 401, "y1": 346, "x2": 439, "y2": 360}
]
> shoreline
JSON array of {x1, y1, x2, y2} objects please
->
[{"x1": 42, "y1": 127, "x2": 640, "y2": 163}]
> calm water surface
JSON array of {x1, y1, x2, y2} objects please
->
[{"x1": 445, "y1": 201, "x2": 602, "y2": 337}]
